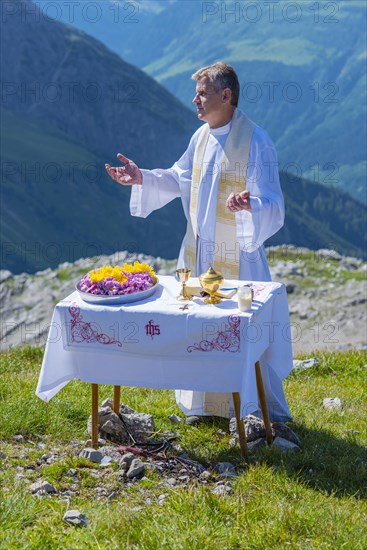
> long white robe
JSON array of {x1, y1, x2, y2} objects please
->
[{"x1": 130, "y1": 116, "x2": 292, "y2": 422}]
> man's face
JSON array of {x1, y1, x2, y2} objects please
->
[{"x1": 192, "y1": 77, "x2": 227, "y2": 126}]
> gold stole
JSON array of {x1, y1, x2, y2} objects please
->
[{"x1": 184, "y1": 109, "x2": 255, "y2": 279}]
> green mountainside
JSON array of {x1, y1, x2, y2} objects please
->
[
  {"x1": 1, "y1": 0, "x2": 366, "y2": 274},
  {"x1": 40, "y1": 0, "x2": 366, "y2": 202},
  {"x1": 2, "y1": 106, "x2": 365, "y2": 274}
]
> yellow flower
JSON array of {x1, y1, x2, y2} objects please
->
[
  {"x1": 89, "y1": 262, "x2": 156, "y2": 284},
  {"x1": 122, "y1": 261, "x2": 157, "y2": 282}
]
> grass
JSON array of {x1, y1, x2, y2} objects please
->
[{"x1": 0, "y1": 346, "x2": 366, "y2": 549}]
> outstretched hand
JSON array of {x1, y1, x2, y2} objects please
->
[
  {"x1": 226, "y1": 190, "x2": 251, "y2": 212},
  {"x1": 105, "y1": 153, "x2": 143, "y2": 185}
]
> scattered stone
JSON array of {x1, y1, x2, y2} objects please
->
[
  {"x1": 79, "y1": 448, "x2": 103, "y2": 464},
  {"x1": 286, "y1": 283, "x2": 296, "y2": 294},
  {"x1": 63, "y1": 510, "x2": 89, "y2": 527},
  {"x1": 212, "y1": 484, "x2": 232, "y2": 496},
  {"x1": 30, "y1": 480, "x2": 57, "y2": 494},
  {"x1": 120, "y1": 412, "x2": 155, "y2": 442},
  {"x1": 168, "y1": 414, "x2": 182, "y2": 424},
  {"x1": 158, "y1": 493, "x2": 167, "y2": 504},
  {"x1": 178, "y1": 475, "x2": 190, "y2": 482},
  {"x1": 293, "y1": 358, "x2": 319, "y2": 371},
  {"x1": 126, "y1": 458, "x2": 145, "y2": 479},
  {"x1": 0, "y1": 451, "x2": 7, "y2": 460},
  {"x1": 248, "y1": 438, "x2": 267, "y2": 451},
  {"x1": 67, "y1": 469, "x2": 77, "y2": 476},
  {"x1": 101, "y1": 446, "x2": 123, "y2": 461},
  {"x1": 120, "y1": 403, "x2": 136, "y2": 414},
  {"x1": 230, "y1": 415, "x2": 268, "y2": 442},
  {"x1": 166, "y1": 477, "x2": 177, "y2": 486},
  {"x1": 100, "y1": 456, "x2": 114, "y2": 467},
  {"x1": 272, "y1": 437, "x2": 300, "y2": 451},
  {"x1": 199, "y1": 470, "x2": 212, "y2": 481},
  {"x1": 101, "y1": 398, "x2": 114, "y2": 409},
  {"x1": 185, "y1": 415, "x2": 201, "y2": 425},
  {"x1": 214, "y1": 462, "x2": 236, "y2": 478},
  {"x1": 272, "y1": 423, "x2": 301, "y2": 446},
  {"x1": 13, "y1": 435, "x2": 24, "y2": 442},
  {"x1": 119, "y1": 453, "x2": 135, "y2": 469},
  {"x1": 323, "y1": 397, "x2": 342, "y2": 410}
]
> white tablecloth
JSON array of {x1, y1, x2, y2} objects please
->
[{"x1": 36, "y1": 276, "x2": 293, "y2": 417}]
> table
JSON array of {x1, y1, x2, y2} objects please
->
[{"x1": 36, "y1": 276, "x2": 293, "y2": 457}]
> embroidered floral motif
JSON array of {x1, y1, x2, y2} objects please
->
[
  {"x1": 68, "y1": 304, "x2": 122, "y2": 347},
  {"x1": 187, "y1": 314, "x2": 240, "y2": 353}
]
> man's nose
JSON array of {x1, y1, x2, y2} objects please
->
[{"x1": 193, "y1": 94, "x2": 199, "y2": 104}]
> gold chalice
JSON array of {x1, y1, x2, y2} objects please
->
[
  {"x1": 176, "y1": 268, "x2": 192, "y2": 301},
  {"x1": 199, "y1": 266, "x2": 224, "y2": 305}
]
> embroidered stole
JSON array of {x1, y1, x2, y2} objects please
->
[{"x1": 184, "y1": 109, "x2": 255, "y2": 279}]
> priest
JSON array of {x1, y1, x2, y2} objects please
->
[{"x1": 105, "y1": 62, "x2": 292, "y2": 423}]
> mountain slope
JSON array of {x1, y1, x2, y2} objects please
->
[
  {"x1": 1, "y1": 0, "x2": 365, "y2": 275},
  {"x1": 42, "y1": 0, "x2": 366, "y2": 202},
  {"x1": 2, "y1": 0, "x2": 199, "y2": 168}
]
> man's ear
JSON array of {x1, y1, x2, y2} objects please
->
[{"x1": 222, "y1": 88, "x2": 232, "y2": 103}]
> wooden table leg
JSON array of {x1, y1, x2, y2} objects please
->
[
  {"x1": 255, "y1": 361, "x2": 273, "y2": 444},
  {"x1": 91, "y1": 383, "x2": 99, "y2": 449},
  {"x1": 232, "y1": 392, "x2": 248, "y2": 458},
  {"x1": 113, "y1": 385, "x2": 120, "y2": 415}
]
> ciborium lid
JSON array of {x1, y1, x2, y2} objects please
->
[{"x1": 199, "y1": 265, "x2": 223, "y2": 285}]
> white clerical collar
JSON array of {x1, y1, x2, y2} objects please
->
[{"x1": 209, "y1": 120, "x2": 232, "y2": 136}]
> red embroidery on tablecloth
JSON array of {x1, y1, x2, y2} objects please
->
[
  {"x1": 187, "y1": 314, "x2": 240, "y2": 353},
  {"x1": 68, "y1": 304, "x2": 122, "y2": 347},
  {"x1": 145, "y1": 320, "x2": 160, "y2": 339}
]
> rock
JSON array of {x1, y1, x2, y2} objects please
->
[
  {"x1": 67, "y1": 469, "x2": 77, "y2": 476},
  {"x1": 101, "y1": 398, "x2": 114, "y2": 408},
  {"x1": 199, "y1": 470, "x2": 212, "y2": 481},
  {"x1": 213, "y1": 462, "x2": 236, "y2": 478},
  {"x1": 120, "y1": 412, "x2": 155, "y2": 442},
  {"x1": 272, "y1": 423, "x2": 301, "y2": 446},
  {"x1": 248, "y1": 438, "x2": 267, "y2": 451},
  {"x1": 0, "y1": 451, "x2": 7, "y2": 460},
  {"x1": 63, "y1": 510, "x2": 89, "y2": 527},
  {"x1": 166, "y1": 478, "x2": 177, "y2": 486},
  {"x1": 30, "y1": 480, "x2": 57, "y2": 494},
  {"x1": 126, "y1": 458, "x2": 145, "y2": 479},
  {"x1": 185, "y1": 415, "x2": 201, "y2": 425},
  {"x1": 100, "y1": 416, "x2": 128, "y2": 442},
  {"x1": 178, "y1": 475, "x2": 190, "y2": 482},
  {"x1": 323, "y1": 397, "x2": 342, "y2": 410},
  {"x1": 272, "y1": 437, "x2": 300, "y2": 451},
  {"x1": 101, "y1": 446, "x2": 123, "y2": 461},
  {"x1": 158, "y1": 493, "x2": 167, "y2": 504},
  {"x1": 212, "y1": 485, "x2": 232, "y2": 496},
  {"x1": 0, "y1": 270, "x2": 12, "y2": 283},
  {"x1": 168, "y1": 414, "x2": 182, "y2": 424},
  {"x1": 230, "y1": 415, "x2": 269, "y2": 442},
  {"x1": 286, "y1": 283, "x2": 296, "y2": 294},
  {"x1": 120, "y1": 403, "x2": 136, "y2": 414},
  {"x1": 13, "y1": 434, "x2": 24, "y2": 442},
  {"x1": 119, "y1": 452, "x2": 135, "y2": 469},
  {"x1": 79, "y1": 448, "x2": 103, "y2": 463},
  {"x1": 293, "y1": 358, "x2": 319, "y2": 371},
  {"x1": 100, "y1": 456, "x2": 114, "y2": 467}
]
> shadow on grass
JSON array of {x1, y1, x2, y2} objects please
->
[{"x1": 185, "y1": 419, "x2": 367, "y2": 499}]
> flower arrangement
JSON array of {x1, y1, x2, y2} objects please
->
[{"x1": 78, "y1": 262, "x2": 157, "y2": 296}]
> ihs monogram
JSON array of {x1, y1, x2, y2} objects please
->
[{"x1": 145, "y1": 320, "x2": 160, "y2": 339}]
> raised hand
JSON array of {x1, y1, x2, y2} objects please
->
[
  {"x1": 226, "y1": 190, "x2": 251, "y2": 212},
  {"x1": 105, "y1": 153, "x2": 143, "y2": 185}
]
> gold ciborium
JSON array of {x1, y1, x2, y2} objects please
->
[
  {"x1": 176, "y1": 268, "x2": 192, "y2": 301},
  {"x1": 199, "y1": 266, "x2": 224, "y2": 305}
]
